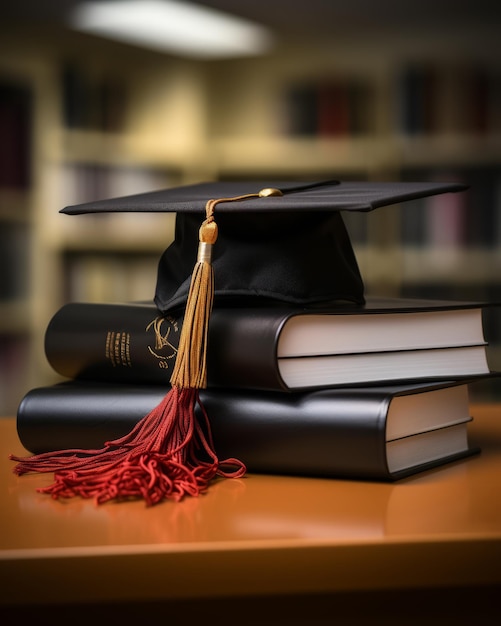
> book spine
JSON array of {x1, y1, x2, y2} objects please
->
[
  {"x1": 398, "y1": 64, "x2": 438, "y2": 134},
  {"x1": 16, "y1": 383, "x2": 392, "y2": 480},
  {"x1": 0, "y1": 79, "x2": 32, "y2": 189},
  {"x1": 44, "y1": 302, "x2": 287, "y2": 391}
]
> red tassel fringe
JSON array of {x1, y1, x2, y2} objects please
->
[{"x1": 11, "y1": 387, "x2": 246, "y2": 506}]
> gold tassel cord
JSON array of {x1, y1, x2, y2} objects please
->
[
  {"x1": 170, "y1": 216, "x2": 217, "y2": 389},
  {"x1": 170, "y1": 188, "x2": 283, "y2": 391}
]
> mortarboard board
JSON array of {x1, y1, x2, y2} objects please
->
[{"x1": 12, "y1": 179, "x2": 468, "y2": 505}]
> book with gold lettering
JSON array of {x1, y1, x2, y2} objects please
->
[{"x1": 44, "y1": 297, "x2": 491, "y2": 391}]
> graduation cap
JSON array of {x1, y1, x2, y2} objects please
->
[
  {"x1": 12, "y1": 179, "x2": 467, "y2": 505},
  {"x1": 62, "y1": 179, "x2": 466, "y2": 312}
]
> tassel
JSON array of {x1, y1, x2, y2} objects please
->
[
  {"x1": 11, "y1": 388, "x2": 243, "y2": 505},
  {"x1": 10, "y1": 190, "x2": 283, "y2": 505}
]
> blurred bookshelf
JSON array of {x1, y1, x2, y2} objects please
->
[{"x1": 1, "y1": 25, "x2": 501, "y2": 414}]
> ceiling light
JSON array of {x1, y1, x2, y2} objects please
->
[{"x1": 69, "y1": 0, "x2": 274, "y2": 59}]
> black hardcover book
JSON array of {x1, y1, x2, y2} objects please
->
[
  {"x1": 44, "y1": 297, "x2": 490, "y2": 391},
  {"x1": 16, "y1": 380, "x2": 480, "y2": 481}
]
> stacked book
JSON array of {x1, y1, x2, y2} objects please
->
[
  {"x1": 13, "y1": 180, "x2": 500, "y2": 489},
  {"x1": 17, "y1": 295, "x2": 494, "y2": 481}
]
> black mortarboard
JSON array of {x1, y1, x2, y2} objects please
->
[
  {"x1": 13, "y1": 178, "x2": 468, "y2": 506},
  {"x1": 61, "y1": 179, "x2": 467, "y2": 312}
]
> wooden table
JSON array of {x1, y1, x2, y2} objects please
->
[{"x1": 1, "y1": 405, "x2": 501, "y2": 624}]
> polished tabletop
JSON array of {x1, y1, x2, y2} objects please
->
[{"x1": 1, "y1": 404, "x2": 501, "y2": 606}]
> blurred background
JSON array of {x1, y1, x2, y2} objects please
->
[{"x1": 1, "y1": 0, "x2": 501, "y2": 414}]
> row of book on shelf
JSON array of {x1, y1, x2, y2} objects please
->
[
  {"x1": 344, "y1": 167, "x2": 501, "y2": 249},
  {"x1": 396, "y1": 63, "x2": 501, "y2": 136},
  {"x1": 284, "y1": 63, "x2": 501, "y2": 138},
  {"x1": 399, "y1": 168, "x2": 501, "y2": 249},
  {"x1": 16, "y1": 295, "x2": 499, "y2": 481}
]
